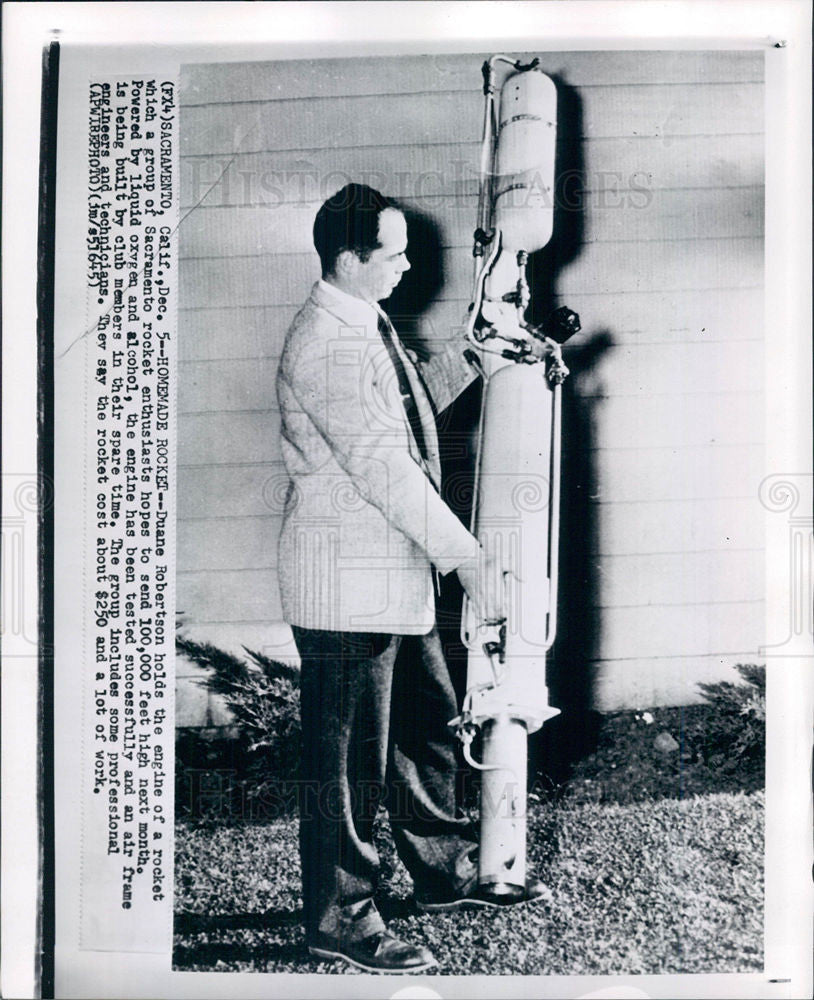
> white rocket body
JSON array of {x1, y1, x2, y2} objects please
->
[
  {"x1": 461, "y1": 64, "x2": 562, "y2": 896},
  {"x1": 462, "y1": 364, "x2": 558, "y2": 729}
]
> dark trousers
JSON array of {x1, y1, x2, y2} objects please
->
[{"x1": 292, "y1": 625, "x2": 478, "y2": 944}]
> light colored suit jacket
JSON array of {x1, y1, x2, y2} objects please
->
[{"x1": 276, "y1": 280, "x2": 480, "y2": 634}]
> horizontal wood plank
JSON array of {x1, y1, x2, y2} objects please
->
[
  {"x1": 177, "y1": 287, "x2": 764, "y2": 362},
  {"x1": 597, "y1": 132, "x2": 763, "y2": 191},
  {"x1": 179, "y1": 237, "x2": 763, "y2": 309},
  {"x1": 592, "y1": 652, "x2": 764, "y2": 710},
  {"x1": 591, "y1": 496, "x2": 764, "y2": 555},
  {"x1": 179, "y1": 133, "x2": 763, "y2": 210},
  {"x1": 592, "y1": 600, "x2": 764, "y2": 662},
  {"x1": 176, "y1": 338, "x2": 763, "y2": 415},
  {"x1": 572, "y1": 338, "x2": 763, "y2": 398},
  {"x1": 178, "y1": 460, "x2": 289, "y2": 518},
  {"x1": 588, "y1": 390, "x2": 763, "y2": 451},
  {"x1": 177, "y1": 568, "x2": 284, "y2": 628},
  {"x1": 180, "y1": 83, "x2": 763, "y2": 157},
  {"x1": 179, "y1": 409, "x2": 281, "y2": 465},
  {"x1": 585, "y1": 548, "x2": 763, "y2": 609},
  {"x1": 556, "y1": 236, "x2": 763, "y2": 298},
  {"x1": 177, "y1": 355, "x2": 279, "y2": 414},
  {"x1": 555, "y1": 287, "x2": 764, "y2": 346},
  {"x1": 594, "y1": 442, "x2": 764, "y2": 503},
  {"x1": 179, "y1": 185, "x2": 763, "y2": 259},
  {"x1": 178, "y1": 515, "x2": 280, "y2": 572},
  {"x1": 180, "y1": 51, "x2": 763, "y2": 106},
  {"x1": 178, "y1": 305, "x2": 295, "y2": 361}
]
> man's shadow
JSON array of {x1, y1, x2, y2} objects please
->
[
  {"x1": 172, "y1": 909, "x2": 304, "y2": 968},
  {"x1": 172, "y1": 896, "x2": 416, "y2": 970},
  {"x1": 384, "y1": 207, "x2": 446, "y2": 360}
]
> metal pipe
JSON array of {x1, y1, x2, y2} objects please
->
[
  {"x1": 473, "y1": 60, "x2": 498, "y2": 286},
  {"x1": 544, "y1": 382, "x2": 562, "y2": 649},
  {"x1": 478, "y1": 715, "x2": 528, "y2": 894}
]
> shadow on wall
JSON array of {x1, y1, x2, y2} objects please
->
[
  {"x1": 383, "y1": 207, "x2": 446, "y2": 361},
  {"x1": 526, "y1": 72, "x2": 585, "y2": 323},
  {"x1": 529, "y1": 75, "x2": 616, "y2": 775},
  {"x1": 533, "y1": 330, "x2": 613, "y2": 781},
  {"x1": 530, "y1": 75, "x2": 617, "y2": 778}
]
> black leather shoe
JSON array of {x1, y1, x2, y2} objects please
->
[
  {"x1": 308, "y1": 929, "x2": 437, "y2": 974},
  {"x1": 416, "y1": 877, "x2": 552, "y2": 912}
]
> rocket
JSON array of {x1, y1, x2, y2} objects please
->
[{"x1": 451, "y1": 55, "x2": 580, "y2": 901}]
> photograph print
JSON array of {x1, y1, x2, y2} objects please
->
[{"x1": 171, "y1": 47, "x2": 766, "y2": 977}]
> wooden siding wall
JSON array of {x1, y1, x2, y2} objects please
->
[{"x1": 175, "y1": 50, "x2": 764, "y2": 725}]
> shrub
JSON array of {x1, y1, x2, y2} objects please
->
[
  {"x1": 175, "y1": 637, "x2": 301, "y2": 815},
  {"x1": 697, "y1": 663, "x2": 765, "y2": 777}
]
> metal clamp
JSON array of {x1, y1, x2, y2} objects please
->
[{"x1": 546, "y1": 341, "x2": 570, "y2": 384}]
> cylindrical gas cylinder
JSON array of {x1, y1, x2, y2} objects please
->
[{"x1": 493, "y1": 70, "x2": 557, "y2": 253}]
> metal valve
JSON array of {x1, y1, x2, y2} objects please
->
[{"x1": 541, "y1": 305, "x2": 581, "y2": 344}]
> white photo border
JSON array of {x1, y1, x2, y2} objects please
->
[{"x1": 2, "y1": 2, "x2": 811, "y2": 998}]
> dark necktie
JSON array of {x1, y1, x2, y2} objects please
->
[
  {"x1": 378, "y1": 312, "x2": 443, "y2": 595},
  {"x1": 376, "y1": 312, "x2": 432, "y2": 465}
]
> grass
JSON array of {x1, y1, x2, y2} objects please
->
[
  {"x1": 174, "y1": 790, "x2": 763, "y2": 975},
  {"x1": 173, "y1": 698, "x2": 764, "y2": 976}
]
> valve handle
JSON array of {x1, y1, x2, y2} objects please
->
[{"x1": 541, "y1": 305, "x2": 581, "y2": 344}]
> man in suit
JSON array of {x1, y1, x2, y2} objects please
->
[{"x1": 276, "y1": 183, "x2": 545, "y2": 973}]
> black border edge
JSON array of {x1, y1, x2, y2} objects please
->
[{"x1": 36, "y1": 38, "x2": 59, "y2": 1000}]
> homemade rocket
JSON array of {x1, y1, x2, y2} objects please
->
[{"x1": 452, "y1": 55, "x2": 580, "y2": 900}]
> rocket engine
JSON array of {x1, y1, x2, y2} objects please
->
[{"x1": 451, "y1": 56, "x2": 580, "y2": 900}]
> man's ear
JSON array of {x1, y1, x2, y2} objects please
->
[{"x1": 334, "y1": 249, "x2": 358, "y2": 279}]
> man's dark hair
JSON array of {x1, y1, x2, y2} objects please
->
[{"x1": 313, "y1": 183, "x2": 399, "y2": 277}]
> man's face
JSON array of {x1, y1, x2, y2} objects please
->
[{"x1": 353, "y1": 209, "x2": 411, "y2": 302}]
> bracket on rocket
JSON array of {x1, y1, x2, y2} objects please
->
[
  {"x1": 465, "y1": 228, "x2": 581, "y2": 371},
  {"x1": 449, "y1": 623, "x2": 522, "y2": 780}
]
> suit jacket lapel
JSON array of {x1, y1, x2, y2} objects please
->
[
  {"x1": 382, "y1": 324, "x2": 442, "y2": 490},
  {"x1": 309, "y1": 282, "x2": 442, "y2": 490}
]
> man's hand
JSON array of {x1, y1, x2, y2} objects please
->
[{"x1": 457, "y1": 547, "x2": 508, "y2": 624}]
